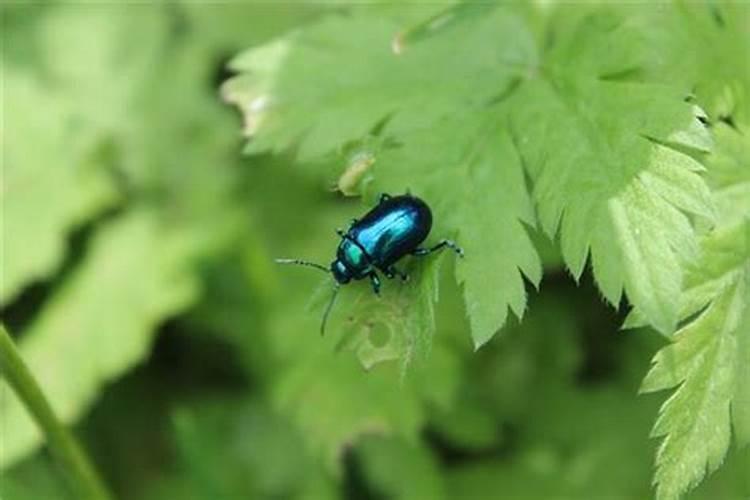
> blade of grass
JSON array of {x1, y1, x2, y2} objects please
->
[{"x1": 0, "y1": 323, "x2": 113, "y2": 500}]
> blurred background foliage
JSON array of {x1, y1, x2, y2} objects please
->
[{"x1": 1, "y1": 2, "x2": 748, "y2": 500}]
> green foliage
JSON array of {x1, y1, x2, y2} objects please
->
[
  {"x1": 2, "y1": 2, "x2": 749, "y2": 500},
  {"x1": 224, "y1": 2, "x2": 715, "y2": 349},
  {"x1": 157, "y1": 400, "x2": 336, "y2": 500},
  {"x1": 508, "y1": 12, "x2": 714, "y2": 335},
  {"x1": 355, "y1": 436, "x2": 445, "y2": 500},
  {"x1": 221, "y1": 1, "x2": 748, "y2": 497},
  {"x1": 640, "y1": 121, "x2": 750, "y2": 499},
  {"x1": 225, "y1": 5, "x2": 548, "y2": 349},
  {"x1": 644, "y1": 1, "x2": 750, "y2": 124},
  {"x1": 2, "y1": 62, "x2": 118, "y2": 303},
  {"x1": 628, "y1": 2, "x2": 750, "y2": 493},
  {"x1": 0, "y1": 2, "x2": 273, "y2": 468},
  {"x1": 0, "y1": 210, "x2": 200, "y2": 467}
]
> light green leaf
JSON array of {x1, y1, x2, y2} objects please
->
[
  {"x1": 34, "y1": 4, "x2": 169, "y2": 133},
  {"x1": 641, "y1": 271, "x2": 746, "y2": 500},
  {"x1": 640, "y1": 121, "x2": 750, "y2": 499},
  {"x1": 224, "y1": 7, "x2": 536, "y2": 161},
  {"x1": 1, "y1": 4, "x2": 170, "y2": 304},
  {"x1": 0, "y1": 210, "x2": 200, "y2": 468},
  {"x1": 736, "y1": 267, "x2": 750, "y2": 447},
  {"x1": 391, "y1": 1, "x2": 498, "y2": 54},
  {"x1": 705, "y1": 123, "x2": 750, "y2": 230},
  {"x1": 1, "y1": 69, "x2": 117, "y2": 304},
  {"x1": 373, "y1": 112, "x2": 542, "y2": 349},
  {"x1": 226, "y1": 6, "x2": 541, "y2": 348},
  {"x1": 509, "y1": 6, "x2": 714, "y2": 335},
  {"x1": 226, "y1": 4, "x2": 713, "y2": 346},
  {"x1": 643, "y1": 1, "x2": 750, "y2": 123}
]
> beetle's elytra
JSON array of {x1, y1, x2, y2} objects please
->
[{"x1": 276, "y1": 193, "x2": 463, "y2": 334}]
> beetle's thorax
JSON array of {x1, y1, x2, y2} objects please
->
[{"x1": 334, "y1": 238, "x2": 373, "y2": 279}]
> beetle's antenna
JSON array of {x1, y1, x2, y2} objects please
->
[
  {"x1": 320, "y1": 283, "x2": 341, "y2": 336},
  {"x1": 275, "y1": 258, "x2": 330, "y2": 274}
]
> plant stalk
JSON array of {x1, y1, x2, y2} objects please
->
[{"x1": 0, "y1": 324, "x2": 113, "y2": 500}]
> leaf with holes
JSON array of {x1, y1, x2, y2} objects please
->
[
  {"x1": 225, "y1": 3, "x2": 713, "y2": 347},
  {"x1": 370, "y1": 111, "x2": 542, "y2": 349}
]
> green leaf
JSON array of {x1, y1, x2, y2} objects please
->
[
  {"x1": 225, "y1": 7, "x2": 541, "y2": 347},
  {"x1": 224, "y1": 6, "x2": 536, "y2": 161},
  {"x1": 226, "y1": 4, "x2": 714, "y2": 346},
  {"x1": 355, "y1": 436, "x2": 445, "y2": 500},
  {"x1": 259, "y1": 205, "x2": 465, "y2": 469},
  {"x1": 640, "y1": 122, "x2": 750, "y2": 499},
  {"x1": 1, "y1": 68, "x2": 117, "y2": 304},
  {"x1": 0, "y1": 210, "x2": 200, "y2": 468},
  {"x1": 509, "y1": 6, "x2": 714, "y2": 335},
  {"x1": 1, "y1": 4, "x2": 249, "y2": 470},
  {"x1": 736, "y1": 275, "x2": 750, "y2": 447},
  {"x1": 644, "y1": 1, "x2": 750, "y2": 123},
  {"x1": 336, "y1": 252, "x2": 444, "y2": 369},
  {"x1": 641, "y1": 275, "x2": 745, "y2": 499},
  {"x1": 373, "y1": 112, "x2": 542, "y2": 348},
  {"x1": 33, "y1": 5, "x2": 169, "y2": 132},
  {"x1": 1, "y1": 5, "x2": 174, "y2": 304},
  {"x1": 391, "y1": 1, "x2": 498, "y2": 55},
  {"x1": 273, "y1": 352, "x2": 424, "y2": 472}
]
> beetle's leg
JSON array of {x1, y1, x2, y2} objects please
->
[
  {"x1": 378, "y1": 193, "x2": 392, "y2": 205},
  {"x1": 336, "y1": 228, "x2": 346, "y2": 237},
  {"x1": 369, "y1": 272, "x2": 381, "y2": 295},
  {"x1": 385, "y1": 265, "x2": 409, "y2": 282},
  {"x1": 349, "y1": 218, "x2": 359, "y2": 227},
  {"x1": 412, "y1": 239, "x2": 464, "y2": 258}
]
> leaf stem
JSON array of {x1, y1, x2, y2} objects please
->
[{"x1": 0, "y1": 324, "x2": 113, "y2": 500}]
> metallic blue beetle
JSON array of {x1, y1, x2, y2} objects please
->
[{"x1": 277, "y1": 193, "x2": 463, "y2": 334}]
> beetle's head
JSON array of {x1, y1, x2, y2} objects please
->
[{"x1": 330, "y1": 260, "x2": 352, "y2": 284}]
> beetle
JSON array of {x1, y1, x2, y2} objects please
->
[{"x1": 276, "y1": 193, "x2": 463, "y2": 334}]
